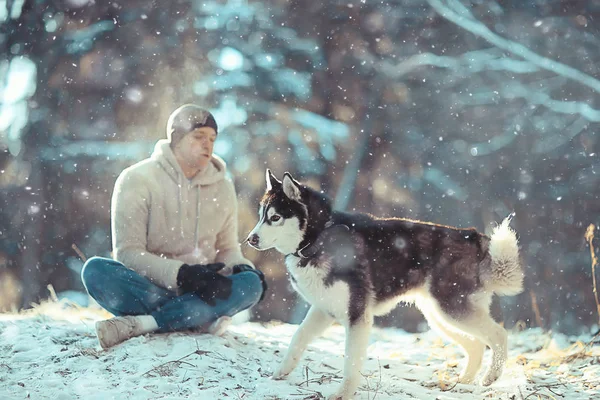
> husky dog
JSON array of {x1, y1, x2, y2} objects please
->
[{"x1": 247, "y1": 170, "x2": 523, "y2": 400}]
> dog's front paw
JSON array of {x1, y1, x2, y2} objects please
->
[
  {"x1": 271, "y1": 365, "x2": 292, "y2": 380},
  {"x1": 328, "y1": 385, "x2": 356, "y2": 400},
  {"x1": 327, "y1": 393, "x2": 353, "y2": 400}
]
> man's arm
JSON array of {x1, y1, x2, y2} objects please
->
[
  {"x1": 111, "y1": 169, "x2": 182, "y2": 290},
  {"x1": 214, "y1": 179, "x2": 255, "y2": 273}
]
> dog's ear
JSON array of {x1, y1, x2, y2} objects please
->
[
  {"x1": 265, "y1": 169, "x2": 281, "y2": 191},
  {"x1": 282, "y1": 172, "x2": 302, "y2": 201}
]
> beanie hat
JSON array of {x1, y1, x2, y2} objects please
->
[{"x1": 167, "y1": 104, "x2": 218, "y2": 146}]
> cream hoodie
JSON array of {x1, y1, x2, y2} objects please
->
[{"x1": 111, "y1": 139, "x2": 253, "y2": 290}]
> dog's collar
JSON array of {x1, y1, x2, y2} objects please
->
[{"x1": 292, "y1": 223, "x2": 350, "y2": 259}]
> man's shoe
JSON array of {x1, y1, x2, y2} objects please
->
[{"x1": 95, "y1": 316, "x2": 145, "y2": 349}]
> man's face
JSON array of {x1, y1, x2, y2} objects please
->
[{"x1": 173, "y1": 127, "x2": 217, "y2": 172}]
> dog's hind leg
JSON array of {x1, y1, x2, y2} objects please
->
[
  {"x1": 272, "y1": 306, "x2": 334, "y2": 380},
  {"x1": 329, "y1": 312, "x2": 373, "y2": 400},
  {"x1": 421, "y1": 307, "x2": 484, "y2": 384},
  {"x1": 437, "y1": 305, "x2": 508, "y2": 386}
]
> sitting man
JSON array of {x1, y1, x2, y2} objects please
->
[{"x1": 81, "y1": 104, "x2": 266, "y2": 349}]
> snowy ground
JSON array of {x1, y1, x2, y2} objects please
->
[{"x1": 1, "y1": 300, "x2": 599, "y2": 400}]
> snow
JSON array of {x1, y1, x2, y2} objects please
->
[{"x1": 1, "y1": 300, "x2": 599, "y2": 400}]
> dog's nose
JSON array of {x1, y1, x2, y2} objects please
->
[{"x1": 247, "y1": 233, "x2": 260, "y2": 246}]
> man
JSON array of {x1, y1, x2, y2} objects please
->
[{"x1": 81, "y1": 104, "x2": 266, "y2": 349}]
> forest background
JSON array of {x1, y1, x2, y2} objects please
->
[{"x1": 1, "y1": 0, "x2": 599, "y2": 335}]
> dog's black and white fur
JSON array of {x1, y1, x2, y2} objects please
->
[{"x1": 247, "y1": 170, "x2": 523, "y2": 400}]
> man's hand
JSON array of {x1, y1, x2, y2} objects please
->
[
  {"x1": 232, "y1": 264, "x2": 268, "y2": 302},
  {"x1": 177, "y1": 263, "x2": 232, "y2": 306}
]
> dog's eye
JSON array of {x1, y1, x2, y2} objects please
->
[{"x1": 271, "y1": 215, "x2": 281, "y2": 222}]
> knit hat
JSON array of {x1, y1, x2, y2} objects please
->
[{"x1": 167, "y1": 104, "x2": 218, "y2": 146}]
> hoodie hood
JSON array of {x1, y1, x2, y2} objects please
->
[{"x1": 151, "y1": 139, "x2": 226, "y2": 186}]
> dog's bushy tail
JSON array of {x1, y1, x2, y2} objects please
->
[{"x1": 488, "y1": 213, "x2": 524, "y2": 296}]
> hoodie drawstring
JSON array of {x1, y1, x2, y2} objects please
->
[
  {"x1": 194, "y1": 185, "x2": 201, "y2": 253},
  {"x1": 178, "y1": 175, "x2": 184, "y2": 239}
]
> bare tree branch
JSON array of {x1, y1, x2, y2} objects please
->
[
  {"x1": 379, "y1": 50, "x2": 539, "y2": 78},
  {"x1": 426, "y1": 0, "x2": 600, "y2": 93},
  {"x1": 499, "y1": 82, "x2": 600, "y2": 122},
  {"x1": 381, "y1": 51, "x2": 600, "y2": 122},
  {"x1": 532, "y1": 116, "x2": 588, "y2": 154}
]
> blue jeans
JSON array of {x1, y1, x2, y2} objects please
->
[{"x1": 81, "y1": 256, "x2": 262, "y2": 333}]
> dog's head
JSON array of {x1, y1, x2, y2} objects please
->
[{"x1": 246, "y1": 169, "x2": 332, "y2": 255}]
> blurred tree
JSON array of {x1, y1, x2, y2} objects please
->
[{"x1": 1, "y1": 0, "x2": 598, "y2": 334}]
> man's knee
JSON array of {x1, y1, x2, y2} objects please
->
[
  {"x1": 81, "y1": 257, "x2": 114, "y2": 291},
  {"x1": 234, "y1": 271, "x2": 264, "y2": 306}
]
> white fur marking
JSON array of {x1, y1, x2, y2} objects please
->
[
  {"x1": 249, "y1": 209, "x2": 304, "y2": 254},
  {"x1": 286, "y1": 256, "x2": 351, "y2": 321}
]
